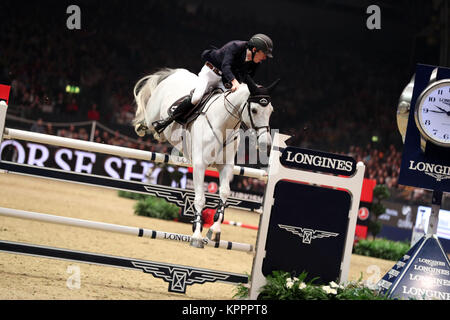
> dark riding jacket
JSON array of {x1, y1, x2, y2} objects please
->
[{"x1": 201, "y1": 40, "x2": 259, "y2": 84}]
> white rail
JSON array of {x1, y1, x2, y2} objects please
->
[
  {"x1": 3, "y1": 128, "x2": 268, "y2": 181},
  {"x1": 0, "y1": 207, "x2": 254, "y2": 252}
]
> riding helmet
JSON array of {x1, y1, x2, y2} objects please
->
[{"x1": 248, "y1": 34, "x2": 273, "y2": 58}]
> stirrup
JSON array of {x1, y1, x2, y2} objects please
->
[{"x1": 152, "y1": 118, "x2": 173, "y2": 134}]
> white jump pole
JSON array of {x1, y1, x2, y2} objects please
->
[
  {"x1": 3, "y1": 128, "x2": 268, "y2": 182},
  {"x1": 0, "y1": 207, "x2": 253, "y2": 252}
]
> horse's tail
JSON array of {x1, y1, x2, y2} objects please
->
[{"x1": 132, "y1": 68, "x2": 178, "y2": 126}]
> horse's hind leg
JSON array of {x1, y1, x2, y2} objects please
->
[
  {"x1": 207, "y1": 163, "x2": 233, "y2": 242},
  {"x1": 190, "y1": 161, "x2": 206, "y2": 249}
]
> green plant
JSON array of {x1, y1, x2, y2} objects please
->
[
  {"x1": 117, "y1": 190, "x2": 147, "y2": 200},
  {"x1": 233, "y1": 273, "x2": 251, "y2": 299},
  {"x1": 353, "y1": 238, "x2": 410, "y2": 261},
  {"x1": 134, "y1": 196, "x2": 180, "y2": 220},
  {"x1": 368, "y1": 184, "x2": 391, "y2": 239},
  {"x1": 235, "y1": 271, "x2": 391, "y2": 300},
  {"x1": 118, "y1": 190, "x2": 180, "y2": 220}
]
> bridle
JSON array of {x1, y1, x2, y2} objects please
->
[
  {"x1": 200, "y1": 89, "x2": 272, "y2": 149},
  {"x1": 223, "y1": 92, "x2": 271, "y2": 139},
  {"x1": 244, "y1": 95, "x2": 271, "y2": 139}
]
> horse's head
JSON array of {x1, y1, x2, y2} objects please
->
[{"x1": 241, "y1": 75, "x2": 280, "y2": 152}]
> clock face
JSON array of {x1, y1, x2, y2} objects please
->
[{"x1": 414, "y1": 79, "x2": 450, "y2": 147}]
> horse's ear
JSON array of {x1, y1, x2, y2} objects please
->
[
  {"x1": 267, "y1": 79, "x2": 281, "y2": 95},
  {"x1": 245, "y1": 74, "x2": 259, "y2": 95}
]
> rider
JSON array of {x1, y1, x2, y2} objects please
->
[{"x1": 150, "y1": 34, "x2": 274, "y2": 134}]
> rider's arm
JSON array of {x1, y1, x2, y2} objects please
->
[{"x1": 221, "y1": 42, "x2": 243, "y2": 88}]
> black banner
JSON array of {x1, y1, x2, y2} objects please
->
[{"x1": 280, "y1": 146, "x2": 357, "y2": 176}]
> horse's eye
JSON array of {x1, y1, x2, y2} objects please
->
[{"x1": 252, "y1": 108, "x2": 258, "y2": 114}]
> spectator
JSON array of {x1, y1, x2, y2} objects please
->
[
  {"x1": 57, "y1": 128, "x2": 68, "y2": 137},
  {"x1": 78, "y1": 128, "x2": 89, "y2": 141},
  {"x1": 67, "y1": 124, "x2": 77, "y2": 138},
  {"x1": 54, "y1": 93, "x2": 65, "y2": 114},
  {"x1": 66, "y1": 98, "x2": 79, "y2": 115},
  {"x1": 101, "y1": 131, "x2": 110, "y2": 144},
  {"x1": 45, "y1": 123, "x2": 54, "y2": 135},
  {"x1": 41, "y1": 96, "x2": 54, "y2": 114},
  {"x1": 30, "y1": 118, "x2": 46, "y2": 133},
  {"x1": 87, "y1": 103, "x2": 100, "y2": 121}
]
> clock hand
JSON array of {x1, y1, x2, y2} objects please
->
[
  {"x1": 435, "y1": 105, "x2": 448, "y2": 112},
  {"x1": 434, "y1": 105, "x2": 450, "y2": 116}
]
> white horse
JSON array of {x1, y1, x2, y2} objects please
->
[{"x1": 133, "y1": 68, "x2": 278, "y2": 248}]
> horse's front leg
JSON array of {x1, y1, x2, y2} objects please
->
[
  {"x1": 190, "y1": 159, "x2": 206, "y2": 249},
  {"x1": 207, "y1": 163, "x2": 233, "y2": 242}
]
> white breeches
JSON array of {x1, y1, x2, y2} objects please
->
[{"x1": 191, "y1": 65, "x2": 226, "y2": 105}]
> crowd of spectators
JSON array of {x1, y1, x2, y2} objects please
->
[{"x1": 0, "y1": 1, "x2": 437, "y2": 200}]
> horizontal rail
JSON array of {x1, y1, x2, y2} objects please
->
[
  {"x1": 3, "y1": 128, "x2": 268, "y2": 181},
  {"x1": 0, "y1": 240, "x2": 248, "y2": 293},
  {"x1": 223, "y1": 220, "x2": 259, "y2": 230},
  {"x1": 0, "y1": 207, "x2": 253, "y2": 252}
]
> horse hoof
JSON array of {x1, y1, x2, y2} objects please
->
[
  {"x1": 134, "y1": 123, "x2": 148, "y2": 137},
  {"x1": 190, "y1": 237, "x2": 205, "y2": 249},
  {"x1": 206, "y1": 229, "x2": 221, "y2": 242}
]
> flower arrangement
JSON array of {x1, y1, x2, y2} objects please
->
[{"x1": 235, "y1": 271, "x2": 392, "y2": 300}]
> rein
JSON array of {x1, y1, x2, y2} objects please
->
[
  {"x1": 201, "y1": 90, "x2": 271, "y2": 148},
  {"x1": 229, "y1": 93, "x2": 271, "y2": 139}
]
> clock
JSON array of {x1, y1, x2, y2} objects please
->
[{"x1": 414, "y1": 72, "x2": 450, "y2": 152}]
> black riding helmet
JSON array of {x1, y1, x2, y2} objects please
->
[{"x1": 248, "y1": 34, "x2": 273, "y2": 58}]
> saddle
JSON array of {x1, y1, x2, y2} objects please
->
[{"x1": 169, "y1": 88, "x2": 224, "y2": 126}]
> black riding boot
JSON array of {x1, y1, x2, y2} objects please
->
[{"x1": 152, "y1": 97, "x2": 194, "y2": 134}]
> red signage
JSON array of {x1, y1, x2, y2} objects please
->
[
  {"x1": 0, "y1": 84, "x2": 11, "y2": 105},
  {"x1": 360, "y1": 178, "x2": 376, "y2": 203}
]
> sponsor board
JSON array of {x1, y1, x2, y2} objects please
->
[{"x1": 280, "y1": 147, "x2": 357, "y2": 176}]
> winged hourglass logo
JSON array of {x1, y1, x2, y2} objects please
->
[{"x1": 278, "y1": 224, "x2": 339, "y2": 245}]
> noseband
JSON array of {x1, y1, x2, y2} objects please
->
[
  {"x1": 241, "y1": 95, "x2": 271, "y2": 139},
  {"x1": 215, "y1": 91, "x2": 271, "y2": 148}
]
